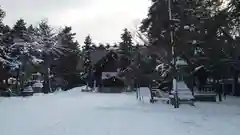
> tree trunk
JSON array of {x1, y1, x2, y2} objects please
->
[
  {"x1": 43, "y1": 72, "x2": 49, "y2": 93},
  {"x1": 86, "y1": 69, "x2": 91, "y2": 91},
  {"x1": 43, "y1": 67, "x2": 51, "y2": 93},
  {"x1": 19, "y1": 55, "x2": 28, "y2": 94},
  {"x1": 43, "y1": 56, "x2": 52, "y2": 93},
  {"x1": 19, "y1": 63, "x2": 25, "y2": 94},
  {"x1": 232, "y1": 70, "x2": 239, "y2": 96},
  {"x1": 15, "y1": 67, "x2": 20, "y2": 93},
  {"x1": 216, "y1": 79, "x2": 222, "y2": 102},
  {"x1": 86, "y1": 72, "x2": 89, "y2": 90}
]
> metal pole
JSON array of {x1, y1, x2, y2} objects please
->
[
  {"x1": 168, "y1": 0, "x2": 179, "y2": 108},
  {"x1": 168, "y1": 0, "x2": 174, "y2": 48}
]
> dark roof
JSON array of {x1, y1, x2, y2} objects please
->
[
  {"x1": 76, "y1": 48, "x2": 115, "y2": 71},
  {"x1": 90, "y1": 49, "x2": 109, "y2": 65}
]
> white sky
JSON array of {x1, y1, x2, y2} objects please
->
[{"x1": 1, "y1": 0, "x2": 151, "y2": 45}]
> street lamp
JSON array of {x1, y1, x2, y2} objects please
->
[{"x1": 168, "y1": 0, "x2": 180, "y2": 108}]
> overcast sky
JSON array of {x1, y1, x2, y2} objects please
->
[{"x1": 1, "y1": 0, "x2": 150, "y2": 45}]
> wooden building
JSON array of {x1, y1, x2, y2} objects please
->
[{"x1": 76, "y1": 48, "x2": 124, "y2": 93}]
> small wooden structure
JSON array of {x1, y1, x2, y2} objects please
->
[
  {"x1": 76, "y1": 49, "x2": 125, "y2": 93},
  {"x1": 95, "y1": 51, "x2": 124, "y2": 93},
  {"x1": 192, "y1": 66, "x2": 217, "y2": 102},
  {"x1": 194, "y1": 84, "x2": 217, "y2": 102}
]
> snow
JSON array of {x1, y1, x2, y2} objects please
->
[
  {"x1": 139, "y1": 87, "x2": 151, "y2": 97},
  {"x1": 176, "y1": 81, "x2": 194, "y2": 99},
  {"x1": 31, "y1": 56, "x2": 44, "y2": 65},
  {"x1": 194, "y1": 65, "x2": 204, "y2": 71},
  {"x1": 32, "y1": 81, "x2": 43, "y2": 88},
  {"x1": 23, "y1": 86, "x2": 34, "y2": 93},
  {"x1": 0, "y1": 86, "x2": 240, "y2": 135}
]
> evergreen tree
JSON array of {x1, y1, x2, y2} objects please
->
[
  {"x1": 0, "y1": 25, "x2": 12, "y2": 46},
  {"x1": 98, "y1": 43, "x2": 105, "y2": 49},
  {"x1": 119, "y1": 28, "x2": 133, "y2": 70},
  {"x1": 106, "y1": 43, "x2": 110, "y2": 49},
  {"x1": 27, "y1": 25, "x2": 36, "y2": 35},
  {"x1": 118, "y1": 28, "x2": 134, "y2": 89},
  {"x1": 141, "y1": 0, "x2": 223, "y2": 61},
  {"x1": 11, "y1": 19, "x2": 29, "y2": 93},
  {"x1": 140, "y1": 0, "x2": 240, "y2": 96},
  {"x1": 12, "y1": 19, "x2": 27, "y2": 39},
  {"x1": 91, "y1": 43, "x2": 97, "y2": 50},
  {"x1": 0, "y1": 6, "x2": 5, "y2": 23},
  {"x1": 36, "y1": 20, "x2": 59, "y2": 93},
  {"x1": 0, "y1": 7, "x2": 11, "y2": 46},
  {"x1": 83, "y1": 35, "x2": 92, "y2": 49},
  {"x1": 113, "y1": 43, "x2": 118, "y2": 48},
  {"x1": 0, "y1": 7, "x2": 10, "y2": 91},
  {"x1": 82, "y1": 35, "x2": 92, "y2": 89},
  {"x1": 0, "y1": 7, "x2": 5, "y2": 38},
  {"x1": 57, "y1": 26, "x2": 80, "y2": 89}
]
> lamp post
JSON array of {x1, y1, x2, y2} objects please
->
[{"x1": 168, "y1": 0, "x2": 179, "y2": 108}]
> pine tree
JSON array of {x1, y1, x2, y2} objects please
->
[
  {"x1": 140, "y1": 0, "x2": 240, "y2": 97},
  {"x1": 82, "y1": 35, "x2": 92, "y2": 89},
  {"x1": 120, "y1": 28, "x2": 133, "y2": 54},
  {"x1": 106, "y1": 43, "x2": 110, "y2": 49},
  {"x1": 11, "y1": 19, "x2": 29, "y2": 93},
  {"x1": 98, "y1": 43, "x2": 105, "y2": 49},
  {"x1": 0, "y1": 7, "x2": 9, "y2": 91},
  {"x1": 0, "y1": 6, "x2": 5, "y2": 23},
  {"x1": 140, "y1": 0, "x2": 216, "y2": 64},
  {"x1": 57, "y1": 26, "x2": 80, "y2": 89},
  {"x1": 27, "y1": 25, "x2": 36, "y2": 35},
  {"x1": 118, "y1": 28, "x2": 134, "y2": 90},
  {"x1": 91, "y1": 43, "x2": 97, "y2": 50},
  {"x1": 12, "y1": 19, "x2": 27, "y2": 39},
  {"x1": 36, "y1": 20, "x2": 58, "y2": 93},
  {"x1": 2, "y1": 25, "x2": 12, "y2": 45},
  {"x1": 0, "y1": 7, "x2": 5, "y2": 38},
  {"x1": 119, "y1": 28, "x2": 133, "y2": 70},
  {"x1": 113, "y1": 43, "x2": 118, "y2": 48},
  {"x1": 0, "y1": 8, "x2": 11, "y2": 46}
]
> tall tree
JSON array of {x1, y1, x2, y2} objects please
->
[
  {"x1": 11, "y1": 19, "x2": 29, "y2": 93},
  {"x1": 0, "y1": 6, "x2": 5, "y2": 23},
  {"x1": 0, "y1": 8, "x2": 11, "y2": 46},
  {"x1": 139, "y1": 0, "x2": 231, "y2": 72},
  {"x1": 98, "y1": 43, "x2": 105, "y2": 49},
  {"x1": 113, "y1": 43, "x2": 118, "y2": 48},
  {"x1": 139, "y1": 0, "x2": 240, "y2": 96},
  {"x1": 12, "y1": 19, "x2": 27, "y2": 39},
  {"x1": 27, "y1": 25, "x2": 36, "y2": 35},
  {"x1": 0, "y1": 7, "x2": 10, "y2": 91},
  {"x1": 8, "y1": 20, "x2": 64, "y2": 93},
  {"x1": 35, "y1": 20, "x2": 61, "y2": 93},
  {"x1": 82, "y1": 35, "x2": 92, "y2": 89},
  {"x1": 57, "y1": 26, "x2": 80, "y2": 89},
  {"x1": 106, "y1": 43, "x2": 110, "y2": 49},
  {"x1": 118, "y1": 28, "x2": 134, "y2": 90},
  {"x1": 119, "y1": 28, "x2": 133, "y2": 70}
]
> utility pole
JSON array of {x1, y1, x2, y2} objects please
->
[{"x1": 168, "y1": 0, "x2": 179, "y2": 108}]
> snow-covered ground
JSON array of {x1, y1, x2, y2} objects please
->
[{"x1": 0, "y1": 87, "x2": 240, "y2": 135}]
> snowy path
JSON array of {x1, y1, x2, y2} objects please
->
[{"x1": 0, "y1": 87, "x2": 240, "y2": 135}]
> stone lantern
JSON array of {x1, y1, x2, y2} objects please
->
[
  {"x1": 32, "y1": 72, "x2": 43, "y2": 93},
  {"x1": 32, "y1": 80, "x2": 43, "y2": 93},
  {"x1": 22, "y1": 85, "x2": 34, "y2": 97}
]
